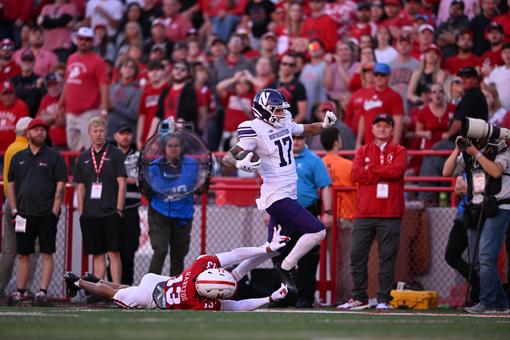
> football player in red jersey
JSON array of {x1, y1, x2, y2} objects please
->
[{"x1": 64, "y1": 227, "x2": 289, "y2": 310}]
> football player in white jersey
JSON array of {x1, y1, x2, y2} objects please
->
[{"x1": 222, "y1": 88, "x2": 337, "y2": 293}]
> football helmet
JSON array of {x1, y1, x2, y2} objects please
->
[
  {"x1": 252, "y1": 88, "x2": 290, "y2": 128},
  {"x1": 195, "y1": 268, "x2": 237, "y2": 300}
]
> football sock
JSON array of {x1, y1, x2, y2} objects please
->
[
  {"x1": 281, "y1": 229, "x2": 326, "y2": 271},
  {"x1": 231, "y1": 252, "x2": 275, "y2": 281}
]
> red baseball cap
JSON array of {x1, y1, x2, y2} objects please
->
[
  {"x1": 459, "y1": 28, "x2": 474, "y2": 39},
  {"x1": 425, "y1": 43, "x2": 441, "y2": 55},
  {"x1": 27, "y1": 118, "x2": 48, "y2": 130},
  {"x1": 1, "y1": 80, "x2": 14, "y2": 94},
  {"x1": 319, "y1": 101, "x2": 336, "y2": 112},
  {"x1": 384, "y1": 0, "x2": 401, "y2": 7}
]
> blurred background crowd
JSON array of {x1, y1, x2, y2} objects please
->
[{"x1": 0, "y1": 0, "x2": 509, "y2": 166}]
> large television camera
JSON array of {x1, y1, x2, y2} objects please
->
[{"x1": 457, "y1": 118, "x2": 510, "y2": 149}]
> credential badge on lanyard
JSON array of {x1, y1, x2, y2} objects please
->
[{"x1": 90, "y1": 145, "x2": 109, "y2": 200}]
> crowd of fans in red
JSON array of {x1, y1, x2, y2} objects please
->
[{"x1": 0, "y1": 0, "x2": 509, "y2": 163}]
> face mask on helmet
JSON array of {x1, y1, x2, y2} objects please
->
[
  {"x1": 252, "y1": 89, "x2": 290, "y2": 128},
  {"x1": 195, "y1": 268, "x2": 237, "y2": 300}
]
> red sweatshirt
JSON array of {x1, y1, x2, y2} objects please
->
[{"x1": 351, "y1": 141, "x2": 407, "y2": 218}]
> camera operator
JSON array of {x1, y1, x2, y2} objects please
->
[{"x1": 443, "y1": 134, "x2": 510, "y2": 314}]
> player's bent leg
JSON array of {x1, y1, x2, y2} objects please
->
[
  {"x1": 281, "y1": 230, "x2": 326, "y2": 271},
  {"x1": 78, "y1": 279, "x2": 120, "y2": 301},
  {"x1": 112, "y1": 273, "x2": 168, "y2": 309},
  {"x1": 231, "y1": 252, "x2": 278, "y2": 281}
]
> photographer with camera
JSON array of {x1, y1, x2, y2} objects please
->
[{"x1": 443, "y1": 118, "x2": 510, "y2": 314}]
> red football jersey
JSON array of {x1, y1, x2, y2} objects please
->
[
  {"x1": 159, "y1": 255, "x2": 222, "y2": 310},
  {"x1": 64, "y1": 51, "x2": 108, "y2": 114},
  {"x1": 442, "y1": 54, "x2": 481, "y2": 75},
  {"x1": 139, "y1": 82, "x2": 169, "y2": 142},
  {"x1": 359, "y1": 86, "x2": 404, "y2": 144},
  {"x1": 415, "y1": 103, "x2": 456, "y2": 149},
  {"x1": 0, "y1": 98, "x2": 29, "y2": 152},
  {"x1": 0, "y1": 60, "x2": 21, "y2": 82}
]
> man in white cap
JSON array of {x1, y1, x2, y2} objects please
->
[
  {"x1": 0, "y1": 117, "x2": 36, "y2": 300},
  {"x1": 58, "y1": 27, "x2": 109, "y2": 151}
]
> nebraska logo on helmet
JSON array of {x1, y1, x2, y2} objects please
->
[{"x1": 195, "y1": 268, "x2": 237, "y2": 299}]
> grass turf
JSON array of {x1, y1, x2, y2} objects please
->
[{"x1": 0, "y1": 307, "x2": 509, "y2": 340}]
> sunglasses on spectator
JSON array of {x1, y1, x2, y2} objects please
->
[
  {"x1": 373, "y1": 72, "x2": 387, "y2": 77},
  {"x1": 280, "y1": 62, "x2": 295, "y2": 67},
  {"x1": 173, "y1": 66, "x2": 188, "y2": 72},
  {"x1": 78, "y1": 37, "x2": 93, "y2": 41}
]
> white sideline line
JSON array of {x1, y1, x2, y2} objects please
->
[
  {"x1": 0, "y1": 312, "x2": 79, "y2": 317},
  {"x1": 255, "y1": 309, "x2": 510, "y2": 319}
]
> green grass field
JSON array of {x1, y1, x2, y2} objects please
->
[{"x1": 1, "y1": 307, "x2": 509, "y2": 340}]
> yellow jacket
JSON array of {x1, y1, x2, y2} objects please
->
[{"x1": 3, "y1": 136, "x2": 29, "y2": 197}]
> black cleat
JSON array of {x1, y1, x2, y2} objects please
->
[
  {"x1": 32, "y1": 292, "x2": 54, "y2": 307},
  {"x1": 64, "y1": 272, "x2": 80, "y2": 297},
  {"x1": 274, "y1": 265, "x2": 298, "y2": 295},
  {"x1": 7, "y1": 292, "x2": 23, "y2": 306},
  {"x1": 295, "y1": 298, "x2": 314, "y2": 309},
  {"x1": 81, "y1": 272, "x2": 100, "y2": 283}
]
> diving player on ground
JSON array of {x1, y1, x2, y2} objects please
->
[
  {"x1": 64, "y1": 227, "x2": 289, "y2": 311},
  {"x1": 222, "y1": 88, "x2": 337, "y2": 293}
]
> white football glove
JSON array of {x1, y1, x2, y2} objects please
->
[
  {"x1": 267, "y1": 226, "x2": 290, "y2": 252},
  {"x1": 270, "y1": 283, "x2": 288, "y2": 302},
  {"x1": 321, "y1": 110, "x2": 337, "y2": 128},
  {"x1": 235, "y1": 152, "x2": 260, "y2": 172}
]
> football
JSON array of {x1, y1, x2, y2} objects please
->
[{"x1": 236, "y1": 150, "x2": 260, "y2": 162}]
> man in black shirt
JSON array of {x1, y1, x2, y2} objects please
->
[
  {"x1": 112, "y1": 125, "x2": 141, "y2": 285},
  {"x1": 74, "y1": 117, "x2": 127, "y2": 284},
  {"x1": 269, "y1": 53, "x2": 308, "y2": 123},
  {"x1": 469, "y1": 0, "x2": 499, "y2": 56},
  {"x1": 7, "y1": 118, "x2": 67, "y2": 306},
  {"x1": 11, "y1": 50, "x2": 44, "y2": 118},
  {"x1": 448, "y1": 67, "x2": 489, "y2": 139},
  {"x1": 143, "y1": 19, "x2": 174, "y2": 63}
]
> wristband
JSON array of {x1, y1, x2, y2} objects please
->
[
  {"x1": 268, "y1": 296, "x2": 274, "y2": 303},
  {"x1": 265, "y1": 246, "x2": 272, "y2": 253},
  {"x1": 11, "y1": 209, "x2": 18, "y2": 216},
  {"x1": 475, "y1": 151, "x2": 482, "y2": 161},
  {"x1": 100, "y1": 109, "x2": 108, "y2": 116}
]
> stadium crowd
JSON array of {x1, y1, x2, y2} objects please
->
[
  {"x1": 0, "y1": 0, "x2": 509, "y2": 159},
  {"x1": 0, "y1": 0, "x2": 510, "y2": 310}
]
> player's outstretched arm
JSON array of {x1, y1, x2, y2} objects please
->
[
  {"x1": 220, "y1": 284, "x2": 288, "y2": 311},
  {"x1": 301, "y1": 111, "x2": 337, "y2": 136},
  {"x1": 216, "y1": 226, "x2": 289, "y2": 267}
]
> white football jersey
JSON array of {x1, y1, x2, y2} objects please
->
[{"x1": 236, "y1": 111, "x2": 304, "y2": 210}]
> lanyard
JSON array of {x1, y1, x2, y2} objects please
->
[{"x1": 91, "y1": 145, "x2": 109, "y2": 182}]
